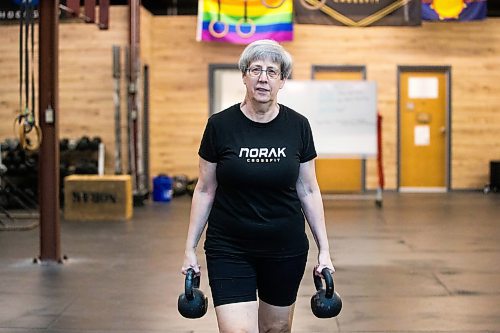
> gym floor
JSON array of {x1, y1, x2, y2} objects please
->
[{"x1": 0, "y1": 192, "x2": 499, "y2": 333}]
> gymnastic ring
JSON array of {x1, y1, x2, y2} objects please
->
[
  {"x1": 236, "y1": 18, "x2": 256, "y2": 39},
  {"x1": 260, "y1": 0, "x2": 286, "y2": 9},
  {"x1": 18, "y1": 122, "x2": 42, "y2": 152},
  {"x1": 300, "y1": 0, "x2": 326, "y2": 10},
  {"x1": 208, "y1": 19, "x2": 229, "y2": 38}
]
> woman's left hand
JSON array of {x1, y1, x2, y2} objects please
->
[{"x1": 315, "y1": 250, "x2": 335, "y2": 276}]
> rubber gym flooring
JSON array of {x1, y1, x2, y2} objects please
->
[{"x1": 0, "y1": 192, "x2": 499, "y2": 332}]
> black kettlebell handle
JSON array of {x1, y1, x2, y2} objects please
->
[
  {"x1": 313, "y1": 267, "x2": 334, "y2": 299},
  {"x1": 185, "y1": 268, "x2": 201, "y2": 301}
]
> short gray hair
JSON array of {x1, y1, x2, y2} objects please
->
[{"x1": 238, "y1": 39, "x2": 293, "y2": 79}]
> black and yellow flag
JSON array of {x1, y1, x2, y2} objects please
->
[{"x1": 294, "y1": 0, "x2": 421, "y2": 27}]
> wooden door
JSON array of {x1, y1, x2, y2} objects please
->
[
  {"x1": 312, "y1": 66, "x2": 366, "y2": 193},
  {"x1": 398, "y1": 68, "x2": 450, "y2": 191}
]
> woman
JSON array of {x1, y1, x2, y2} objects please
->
[{"x1": 181, "y1": 39, "x2": 334, "y2": 333}]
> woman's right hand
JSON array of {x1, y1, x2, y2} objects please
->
[{"x1": 181, "y1": 248, "x2": 201, "y2": 276}]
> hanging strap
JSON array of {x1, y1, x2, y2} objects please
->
[
  {"x1": 24, "y1": 2, "x2": 30, "y2": 118},
  {"x1": 217, "y1": 0, "x2": 221, "y2": 22},
  {"x1": 243, "y1": 0, "x2": 248, "y2": 22},
  {"x1": 19, "y1": 0, "x2": 24, "y2": 118},
  {"x1": 15, "y1": 1, "x2": 41, "y2": 152},
  {"x1": 30, "y1": 2, "x2": 36, "y2": 127}
]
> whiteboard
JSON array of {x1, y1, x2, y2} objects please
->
[
  {"x1": 213, "y1": 69, "x2": 245, "y2": 113},
  {"x1": 279, "y1": 80, "x2": 377, "y2": 157}
]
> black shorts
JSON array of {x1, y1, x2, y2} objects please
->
[{"x1": 206, "y1": 252, "x2": 308, "y2": 307}]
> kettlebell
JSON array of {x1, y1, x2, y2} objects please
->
[
  {"x1": 311, "y1": 268, "x2": 342, "y2": 318},
  {"x1": 178, "y1": 268, "x2": 208, "y2": 319}
]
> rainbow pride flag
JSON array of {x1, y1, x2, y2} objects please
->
[{"x1": 197, "y1": 0, "x2": 294, "y2": 44}]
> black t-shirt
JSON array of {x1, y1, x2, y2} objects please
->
[{"x1": 199, "y1": 103, "x2": 317, "y2": 257}]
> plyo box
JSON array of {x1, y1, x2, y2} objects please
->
[{"x1": 64, "y1": 175, "x2": 133, "y2": 221}]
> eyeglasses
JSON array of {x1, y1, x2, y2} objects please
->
[{"x1": 246, "y1": 67, "x2": 281, "y2": 80}]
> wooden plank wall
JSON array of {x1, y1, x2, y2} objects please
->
[
  {"x1": 0, "y1": 6, "x2": 129, "y2": 173},
  {"x1": 1, "y1": 6, "x2": 499, "y2": 190},
  {"x1": 146, "y1": 17, "x2": 500, "y2": 190}
]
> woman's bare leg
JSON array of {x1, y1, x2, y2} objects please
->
[
  {"x1": 258, "y1": 299, "x2": 295, "y2": 333},
  {"x1": 215, "y1": 301, "x2": 259, "y2": 333}
]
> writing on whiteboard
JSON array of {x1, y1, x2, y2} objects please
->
[{"x1": 279, "y1": 81, "x2": 377, "y2": 157}]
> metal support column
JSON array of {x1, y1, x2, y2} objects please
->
[{"x1": 38, "y1": 0, "x2": 61, "y2": 263}]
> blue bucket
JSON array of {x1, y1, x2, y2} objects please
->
[{"x1": 153, "y1": 174, "x2": 173, "y2": 202}]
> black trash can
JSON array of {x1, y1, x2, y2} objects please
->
[{"x1": 490, "y1": 161, "x2": 500, "y2": 193}]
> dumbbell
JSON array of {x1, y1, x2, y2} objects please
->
[
  {"x1": 76, "y1": 136, "x2": 91, "y2": 151},
  {"x1": 60, "y1": 138, "x2": 69, "y2": 152},
  {"x1": 186, "y1": 178, "x2": 198, "y2": 197},
  {"x1": 89, "y1": 136, "x2": 102, "y2": 151},
  {"x1": 173, "y1": 175, "x2": 189, "y2": 197}
]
